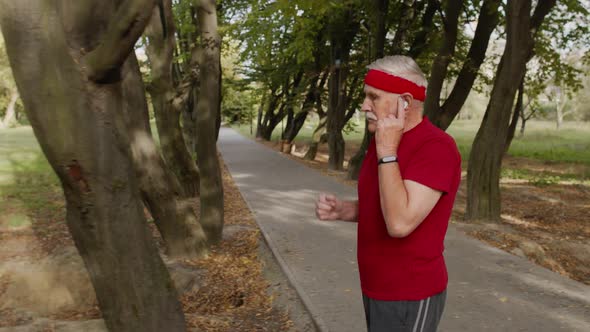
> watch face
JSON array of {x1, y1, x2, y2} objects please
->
[{"x1": 379, "y1": 156, "x2": 398, "y2": 164}]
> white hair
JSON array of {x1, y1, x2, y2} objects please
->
[{"x1": 367, "y1": 55, "x2": 428, "y2": 88}]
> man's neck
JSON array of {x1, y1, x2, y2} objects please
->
[{"x1": 403, "y1": 111, "x2": 423, "y2": 133}]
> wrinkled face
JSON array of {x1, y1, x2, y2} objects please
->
[{"x1": 360, "y1": 85, "x2": 401, "y2": 133}]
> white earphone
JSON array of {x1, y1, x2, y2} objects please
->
[{"x1": 403, "y1": 100, "x2": 408, "y2": 109}]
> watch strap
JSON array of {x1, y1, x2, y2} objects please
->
[{"x1": 378, "y1": 155, "x2": 398, "y2": 165}]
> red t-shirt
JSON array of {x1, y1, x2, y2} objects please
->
[{"x1": 357, "y1": 117, "x2": 461, "y2": 301}]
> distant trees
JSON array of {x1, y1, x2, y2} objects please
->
[{"x1": 227, "y1": 0, "x2": 588, "y2": 222}]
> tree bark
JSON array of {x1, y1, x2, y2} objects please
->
[
  {"x1": 327, "y1": 8, "x2": 360, "y2": 171},
  {"x1": 347, "y1": 122, "x2": 371, "y2": 180},
  {"x1": 282, "y1": 71, "x2": 322, "y2": 145},
  {"x1": 0, "y1": 1, "x2": 186, "y2": 331},
  {"x1": 145, "y1": 1, "x2": 201, "y2": 197},
  {"x1": 280, "y1": 70, "x2": 305, "y2": 144},
  {"x1": 258, "y1": 92, "x2": 284, "y2": 141},
  {"x1": 194, "y1": 0, "x2": 224, "y2": 244},
  {"x1": 347, "y1": 0, "x2": 388, "y2": 179},
  {"x1": 304, "y1": 115, "x2": 327, "y2": 161},
  {"x1": 122, "y1": 54, "x2": 208, "y2": 259},
  {"x1": 504, "y1": 78, "x2": 524, "y2": 154},
  {"x1": 390, "y1": 0, "x2": 415, "y2": 55},
  {"x1": 0, "y1": 89, "x2": 18, "y2": 128},
  {"x1": 423, "y1": 0, "x2": 464, "y2": 119},
  {"x1": 466, "y1": 0, "x2": 556, "y2": 222},
  {"x1": 83, "y1": 0, "x2": 157, "y2": 83},
  {"x1": 408, "y1": 0, "x2": 440, "y2": 59},
  {"x1": 426, "y1": 0, "x2": 501, "y2": 130}
]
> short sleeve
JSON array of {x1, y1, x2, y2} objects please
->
[{"x1": 402, "y1": 139, "x2": 460, "y2": 193}]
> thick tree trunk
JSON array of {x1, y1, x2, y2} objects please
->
[
  {"x1": 466, "y1": 0, "x2": 556, "y2": 222},
  {"x1": 0, "y1": 89, "x2": 18, "y2": 128},
  {"x1": 0, "y1": 1, "x2": 186, "y2": 331},
  {"x1": 195, "y1": 0, "x2": 224, "y2": 244},
  {"x1": 145, "y1": 1, "x2": 201, "y2": 197},
  {"x1": 122, "y1": 54, "x2": 208, "y2": 259},
  {"x1": 426, "y1": 0, "x2": 501, "y2": 130}
]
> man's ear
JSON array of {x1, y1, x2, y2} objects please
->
[{"x1": 401, "y1": 94, "x2": 413, "y2": 110}]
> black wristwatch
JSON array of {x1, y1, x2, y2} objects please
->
[{"x1": 378, "y1": 155, "x2": 398, "y2": 165}]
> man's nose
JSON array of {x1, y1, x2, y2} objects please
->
[{"x1": 360, "y1": 99, "x2": 370, "y2": 112}]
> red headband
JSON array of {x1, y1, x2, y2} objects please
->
[{"x1": 364, "y1": 69, "x2": 426, "y2": 101}]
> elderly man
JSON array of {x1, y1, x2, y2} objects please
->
[{"x1": 315, "y1": 55, "x2": 461, "y2": 332}]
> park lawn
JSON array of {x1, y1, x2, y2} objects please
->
[{"x1": 0, "y1": 127, "x2": 64, "y2": 249}]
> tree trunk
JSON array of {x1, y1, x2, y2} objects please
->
[
  {"x1": 304, "y1": 115, "x2": 327, "y2": 161},
  {"x1": 145, "y1": 1, "x2": 201, "y2": 197},
  {"x1": 426, "y1": 0, "x2": 501, "y2": 130},
  {"x1": 255, "y1": 92, "x2": 266, "y2": 138},
  {"x1": 347, "y1": 122, "x2": 371, "y2": 180},
  {"x1": 280, "y1": 70, "x2": 305, "y2": 143},
  {"x1": 195, "y1": 0, "x2": 224, "y2": 244},
  {"x1": 181, "y1": 86, "x2": 198, "y2": 158},
  {"x1": 347, "y1": 0, "x2": 388, "y2": 179},
  {"x1": 122, "y1": 54, "x2": 208, "y2": 259},
  {"x1": 327, "y1": 8, "x2": 359, "y2": 171},
  {"x1": 0, "y1": 89, "x2": 18, "y2": 128},
  {"x1": 408, "y1": 0, "x2": 440, "y2": 59},
  {"x1": 0, "y1": 1, "x2": 186, "y2": 331},
  {"x1": 390, "y1": 0, "x2": 415, "y2": 55},
  {"x1": 282, "y1": 72, "x2": 321, "y2": 145},
  {"x1": 423, "y1": 0, "x2": 464, "y2": 119},
  {"x1": 327, "y1": 66, "x2": 346, "y2": 170},
  {"x1": 257, "y1": 92, "x2": 283, "y2": 141},
  {"x1": 282, "y1": 111, "x2": 308, "y2": 145},
  {"x1": 504, "y1": 78, "x2": 524, "y2": 154},
  {"x1": 466, "y1": 0, "x2": 556, "y2": 222}
]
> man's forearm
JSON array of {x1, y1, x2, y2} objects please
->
[
  {"x1": 340, "y1": 200, "x2": 359, "y2": 222},
  {"x1": 378, "y1": 163, "x2": 411, "y2": 236}
]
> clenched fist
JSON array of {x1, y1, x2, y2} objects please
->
[{"x1": 315, "y1": 193, "x2": 343, "y2": 221}]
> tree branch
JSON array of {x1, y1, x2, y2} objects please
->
[{"x1": 83, "y1": 0, "x2": 157, "y2": 83}]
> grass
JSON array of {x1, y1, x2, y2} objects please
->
[
  {"x1": 0, "y1": 127, "x2": 62, "y2": 228},
  {"x1": 234, "y1": 119, "x2": 590, "y2": 166},
  {"x1": 447, "y1": 120, "x2": 590, "y2": 165}
]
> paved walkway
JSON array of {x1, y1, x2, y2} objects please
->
[{"x1": 218, "y1": 128, "x2": 590, "y2": 332}]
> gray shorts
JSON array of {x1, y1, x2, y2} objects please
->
[{"x1": 362, "y1": 290, "x2": 446, "y2": 332}]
